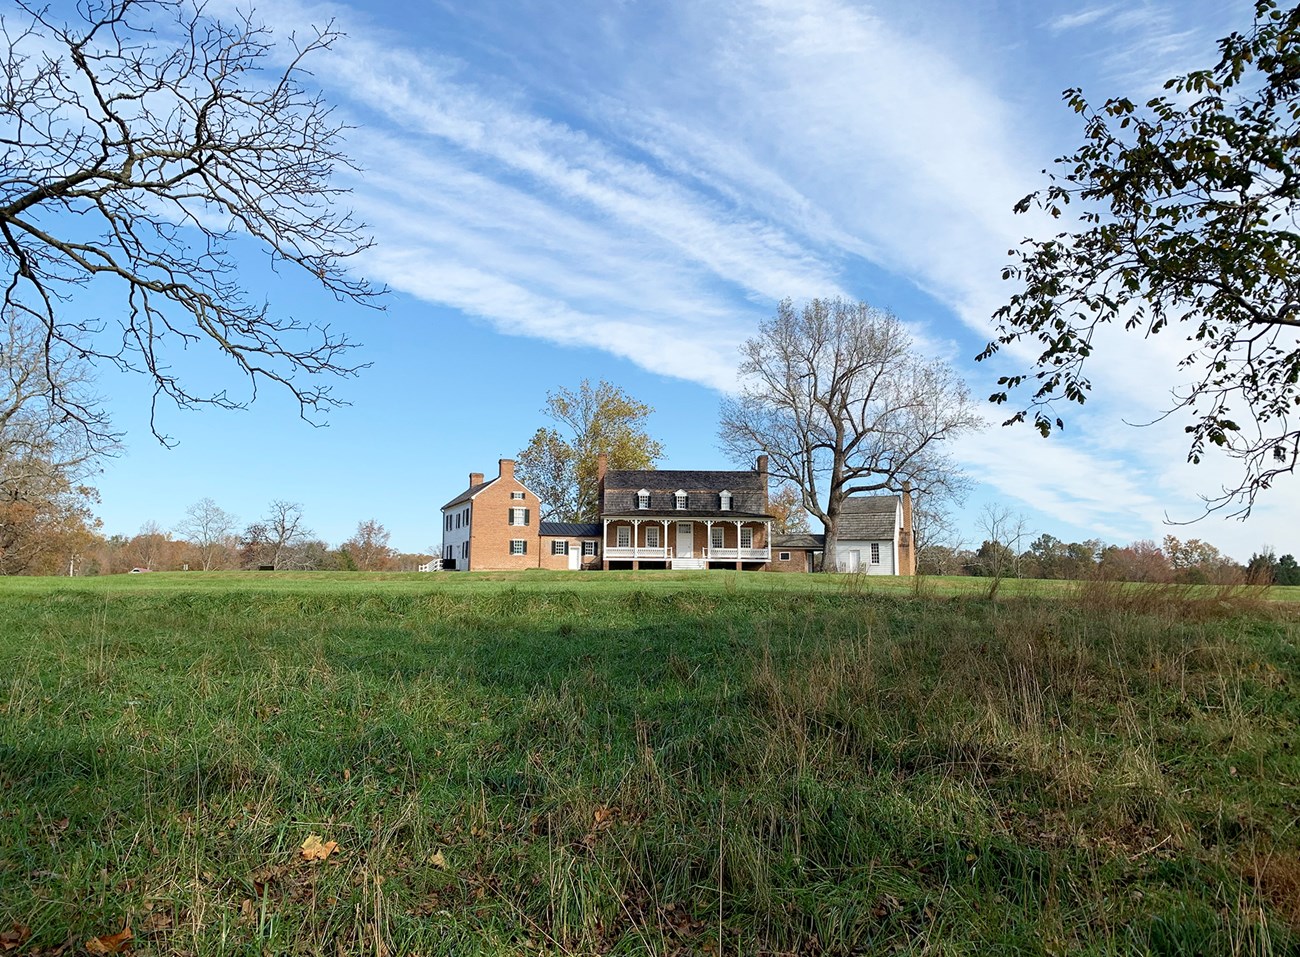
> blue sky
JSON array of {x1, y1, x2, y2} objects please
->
[{"x1": 81, "y1": 0, "x2": 1293, "y2": 561}]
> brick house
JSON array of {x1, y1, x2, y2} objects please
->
[
  {"x1": 439, "y1": 459, "x2": 542, "y2": 571},
  {"x1": 597, "y1": 454, "x2": 774, "y2": 570},
  {"x1": 440, "y1": 456, "x2": 913, "y2": 575},
  {"x1": 440, "y1": 459, "x2": 601, "y2": 571}
]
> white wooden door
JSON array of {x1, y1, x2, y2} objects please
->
[
  {"x1": 568, "y1": 547, "x2": 580, "y2": 570},
  {"x1": 845, "y1": 549, "x2": 861, "y2": 573},
  {"x1": 676, "y1": 522, "x2": 694, "y2": 558}
]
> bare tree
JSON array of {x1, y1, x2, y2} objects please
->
[
  {"x1": 912, "y1": 490, "x2": 966, "y2": 576},
  {"x1": 240, "y1": 500, "x2": 311, "y2": 569},
  {"x1": 263, "y1": 500, "x2": 311, "y2": 570},
  {"x1": 719, "y1": 298, "x2": 982, "y2": 571},
  {"x1": 1, "y1": 0, "x2": 381, "y2": 439},
  {"x1": 176, "y1": 497, "x2": 238, "y2": 570},
  {"x1": 970, "y1": 504, "x2": 1030, "y2": 599}
]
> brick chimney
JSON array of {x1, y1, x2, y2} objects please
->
[
  {"x1": 469, "y1": 471, "x2": 484, "y2": 487},
  {"x1": 597, "y1": 453, "x2": 608, "y2": 482},
  {"x1": 499, "y1": 458, "x2": 515, "y2": 481},
  {"x1": 900, "y1": 481, "x2": 915, "y2": 576}
]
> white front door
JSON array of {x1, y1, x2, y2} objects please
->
[
  {"x1": 676, "y1": 522, "x2": 694, "y2": 558},
  {"x1": 845, "y1": 550, "x2": 861, "y2": 573},
  {"x1": 568, "y1": 547, "x2": 580, "y2": 570}
]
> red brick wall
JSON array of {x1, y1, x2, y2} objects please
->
[
  {"x1": 468, "y1": 460, "x2": 542, "y2": 571},
  {"x1": 769, "y1": 548, "x2": 816, "y2": 573}
]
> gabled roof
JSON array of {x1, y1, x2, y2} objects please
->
[
  {"x1": 838, "y1": 495, "x2": 900, "y2": 540},
  {"x1": 603, "y1": 468, "x2": 769, "y2": 517},
  {"x1": 441, "y1": 478, "x2": 495, "y2": 510},
  {"x1": 539, "y1": 521, "x2": 601, "y2": 538}
]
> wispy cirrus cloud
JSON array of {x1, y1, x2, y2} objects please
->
[
  {"x1": 1046, "y1": 7, "x2": 1117, "y2": 33},
  {"x1": 229, "y1": 0, "x2": 1287, "y2": 556}
]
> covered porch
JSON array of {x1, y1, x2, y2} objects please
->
[{"x1": 601, "y1": 516, "x2": 772, "y2": 569}]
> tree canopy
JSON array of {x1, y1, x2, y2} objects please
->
[
  {"x1": 0, "y1": 0, "x2": 380, "y2": 440},
  {"x1": 517, "y1": 379, "x2": 664, "y2": 523},
  {"x1": 981, "y1": 0, "x2": 1300, "y2": 515}
]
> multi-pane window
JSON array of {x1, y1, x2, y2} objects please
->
[
  {"x1": 616, "y1": 526, "x2": 631, "y2": 548},
  {"x1": 637, "y1": 489, "x2": 650, "y2": 509},
  {"x1": 740, "y1": 527, "x2": 753, "y2": 549},
  {"x1": 646, "y1": 526, "x2": 660, "y2": 548},
  {"x1": 720, "y1": 490, "x2": 732, "y2": 511},
  {"x1": 509, "y1": 507, "x2": 530, "y2": 526},
  {"x1": 551, "y1": 540, "x2": 568, "y2": 555},
  {"x1": 510, "y1": 491, "x2": 525, "y2": 500},
  {"x1": 510, "y1": 540, "x2": 527, "y2": 555},
  {"x1": 455, "y1": 513, "x2": 461, "y2": 528},
  {"x1": 675, "y1": 490, "x2": 688, "y2": 510},
  {"x1": 711, "y1": 527, "x2": 725, "y2": 550},
  {"x1": 582, "y1": 541, "x2": 597, "y2": 556},
  {"x1": 870, "y1": 543, "x2": 881, "y2": 564}
]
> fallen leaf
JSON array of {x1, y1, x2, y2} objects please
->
[
  {"x1": 1, "y1": 924, "x2": 31, "y2": 952},
  {"x1": 593, "y1": 806, "x2": 613, "y2": 826},
  {"x1": 84, "y1": 925, "x2": 133, "y2": 954},
  {"x1": 428, "y1": 849, "x2": 447, "y2": 870},
  {"x1": 301, "y1": 834, "x2": 339, "y2": 861}
]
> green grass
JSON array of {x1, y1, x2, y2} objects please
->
[{"x1": 2, "y1": 573, "x2": 1298, "y2": 955}]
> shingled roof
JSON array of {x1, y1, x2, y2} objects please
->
[
  {"x1": 773, "y1": 532, "x2": 825, "y2": 549},
  {"x1": 441, "y1": 478, "x2": 494, "y2": 510},
  {"x1": 539, "y1": 522, "x2": 601, "y2": 538},
  {"x1": 602, "y1": 468, "x2": 770, "y2": 517},
  {"x1": 838, "y1": 495, "x2": 900, "y2": 540}
]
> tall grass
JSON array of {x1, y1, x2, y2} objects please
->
[{"x1": 0, "y1": 578, "x2": 1296, "y2": 954}]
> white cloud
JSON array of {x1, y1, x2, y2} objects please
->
[
  {"x1": 1046, "y1": 7, "x2": 1116, "y2": 32},
  {"x1": 227, "y1": 0, "x2": 1295, "y2": 550}
]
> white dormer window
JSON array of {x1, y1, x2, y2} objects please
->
[
  {"x1": 720, "y1": 490, "x2": 732, "y2": 511},
  {"x1": 675, "y1": 489, "x2": 688, "y2": 510},
  {"x1": 637, "y1": 488, "x2": 650, "y2": 509}
]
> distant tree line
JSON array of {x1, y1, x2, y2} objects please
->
[
  {"x1": 920, "y1": 532, "x2": 1298, "y2": 586},
  {"x1": 38, "y1": 501, "x2": 430, "y2": 577}
]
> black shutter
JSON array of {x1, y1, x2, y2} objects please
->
[
  {"x1": 525, "y1": 508, "x2": 531, "y2": 526},
  {"x1": 523, "y1": 540, "x2": 528, "y2": 554}
]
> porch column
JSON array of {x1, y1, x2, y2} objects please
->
[
  {"x1": 704, "y1": 520, "x2": 714, "y2": 562},
  {"x1": 662, "y1": 519, "x2": 670, "y2": 558},
  {"x1": 735, "y1": 519, "x2": 743, "y2": 570},
  {"x1": 632, "y1": 518, "x2": 642, "y2": 569},
  {"x1": 765, "y1": 520, "x2": 772, "y2": 564},
  {"x1": 602, "y1": 518, "x2": 609, "y2": 570}
]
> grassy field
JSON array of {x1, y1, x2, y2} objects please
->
[{"x1": 1, "y1": 572, "x2": 1298, "y2": 955}]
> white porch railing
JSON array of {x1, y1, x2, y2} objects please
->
[
  {"x1": 602, "y1": 546, "x2": 771, "y2": 561},
  {"x1": 705, "y1": 547, "x2": 771, "y2": 561},
  {"x1": 604, "y1": 546, "x2": 669, "y2": 560}
]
